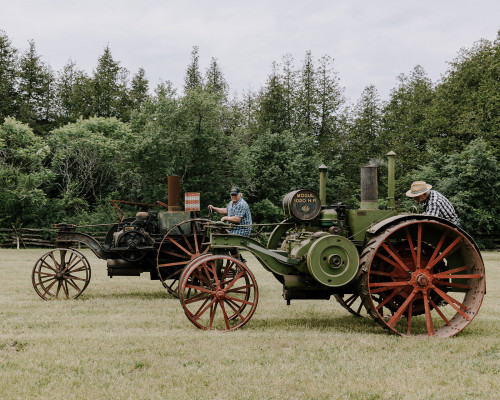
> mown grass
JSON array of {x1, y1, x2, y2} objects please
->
[{"x1": 0, "y1": 249, "x2": 499, "y2": 399}]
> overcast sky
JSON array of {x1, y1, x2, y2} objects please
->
[{"x1": 1, "y1": 1, "x2": 499, "y2": 103}]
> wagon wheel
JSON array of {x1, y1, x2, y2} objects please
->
[
  {"x1": 156, "y1": 218, "x2": 211, "y2": 297},
  {"x1": 359, "y1": 219, "x2": 485, "y2": 337},
  {"x1": 333, "y1": 293, "x2": 370, "y2": 317},
  {"x1": 178, "y1": 254, "x2": 259, "y2": 331},
  {"x1": 32, "y1": 248, "x2": 91, "y2": 300}
]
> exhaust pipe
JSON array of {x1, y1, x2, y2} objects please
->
[
  {"x1": 167, "y1": 175, "x2": 181, "y2": 211},
  {"x1": 386, "y1": 151, "x2": 396, "y2": 209},
  {"x1": 318, "y1": 164, "x2": 328, "y2": 207},
  {"x1": 360, "y1": 165, "x2": 378, "y2": 210}
]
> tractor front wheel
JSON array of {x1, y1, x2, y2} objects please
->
[{"x1": 178, "y1": 254, "x2": 258, "y2": 330}]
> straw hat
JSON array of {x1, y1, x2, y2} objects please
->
[{"x1": 406, "y1": 181, "x2": 432, "y2": 197}]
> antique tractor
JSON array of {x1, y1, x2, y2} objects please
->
[
  {"x1": 173, "y1": 152, "x2": 485, "y2": 337},
  {"x1": 32, "y1": 153, "x2": 485, "y2": 338},
  {"x1": 32, "y1": 176, "x2": 221, "y2": 299}
]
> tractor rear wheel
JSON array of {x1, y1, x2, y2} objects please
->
[
  {"x1": 156, "y1": 219, "x2": 210, "y2": 297},
  {"x1": 359, "y1": 219, "x2": 485, "y2": 337},
  {"x1": 178, "y1": 254, "x2": 258, "y2": 330}
]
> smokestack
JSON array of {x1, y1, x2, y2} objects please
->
[
  {"x1": 318, "y1": 164, "x2": 328, "y2": 207},
  {"x1": 360, "y1": 165, "x2": 378, "y2": 210},
  {"x1": 167, "y1": 175, "x2": 181, "y2": 211},
  {"x1": 386, "y1": 151, "x2": 396, "y2": 209}
]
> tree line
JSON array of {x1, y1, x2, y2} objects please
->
[{"x1": 1, "y1": 30, "x2": 499, "y2": 247}]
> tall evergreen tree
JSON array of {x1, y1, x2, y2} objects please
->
[
  {"x1": 257, "y1": 62, "x2": 289, "y2": 134},
  {"x1": 280, "y1": 53, "x2": 296, "y2": 132},
  {"x1": 296, "y1": 51, "x2": 319, "y2": 136},
  {"x1": 316, "y1": 54, "x2": 344, "y2": 159},
  {"x1": 184, "y1": 46, "x2": 203, "y2": 92},
  {"x1": 343, "y1": 85, "x2": 383, "y2": 188},
  {"x1": 0, "y1": 30, "x2": 18, "y2": 122},
  {"x1": 56, "y1": 59, "x2": 93, "y2": 123},
  {"x1": 130, "y1": 67, "x2": 149, "y2": 111},
  {"x1": 204, "y1": 57, "x2": 228, "y2": 98},
  {"x1": 92, "y1": 45, "x2": 129, "y2": 119},
  {"x1": 379, "y1": 65, "x2": 435, "y2": 173},
  {"x1": 17, "y1": 40, "x2": 55, "y2": 134}
]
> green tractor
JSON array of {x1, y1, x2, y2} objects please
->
[{"x1": 175, "y1": 152, "x2": 485, "y2": 337}]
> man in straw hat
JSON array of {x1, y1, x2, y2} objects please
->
[{"x1": 406, "y1": 181, "x2": 461, "y2": 227}]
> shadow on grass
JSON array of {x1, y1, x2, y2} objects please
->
[
  {"x1": 247, "y1": 313, "x2": 383, "y2": 335},
  {"x1": 81, "y1": 290, "x2": 176, "y2": 301},
  {"x1": 245, "y1": 313, "x2": 493, "y2": 338}
]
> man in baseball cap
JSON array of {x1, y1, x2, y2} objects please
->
[
  {"x1": 208, "y1": 185, "x2": 252, "y2": 237},
  {"x1": 406, "y1": 181, "x2": 461, "y2": 227}
]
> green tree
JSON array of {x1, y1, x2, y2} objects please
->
[
  {"x1": 246, "y1": 130, "x2": 320, "y2": 204},
  {"x1": 129, "y1": 67, "x2": 149, "y2": 111},
  {"x1": 280, "y1": 54, "x2": 296, "y2": 132},
  {"x1": 296, "y1": 51, "x2": 319, "y2": 136},
  {"x1": 56, "y1": 60, "x2": 93, "y2": 123},
  {"x1": 17, "y1": 40, "x2": 56, "y2": 134},
  {"x1": 315, "y1": 54, "x2": 345, "y2": 159},
  {"x1": 184, "y1": 46, "x2": 203, "y2": 92},
  {"x1": 257, "y1": 62, "x2": 289, "y2": 134},
  {"x1": 0, "y1": 30, "x2": 18, "y2": 122},
  {"x1": 47, "y1": 117, "x2": 133, "y2": 215},
  {"x1": 204, "y1": 57, "x2": 228, "y2": 99},
  {"x1": 379, "y1": 65, "x2": 435, "y2": 174},
  {"x1": 92, "y1": 46, "x2": 130, "y2": 119},
  {"x1": 0, "y1": 118, "x2": 51, "y2": 226},
  {"x1": 428, "y1": 33, "x2": 500, "y2": 156},
  {"x1": 337, "y1": 85, "x2": 383, "y2": 198},
  {"x1": 346, "y1": 85, "x2": 382, "y2": 166}
]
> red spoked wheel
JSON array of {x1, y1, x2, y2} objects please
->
[
  {"x1": 32, "y1": 248, "x2": 91, "y2": 300},
  {"x1": 359, "y1": 219, "x2": 485, "y2": 337},
  {"x1": 156, "y1": 219, "x2": 210, "y2": 297},
  {"x1": 178, "y1": 254, "x2": 259, "y2": 331}
]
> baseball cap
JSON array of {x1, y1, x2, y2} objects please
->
[{"x1": 230, "y1": 186, "x2": 241, "y2": 195}]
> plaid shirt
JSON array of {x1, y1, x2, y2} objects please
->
[
  {"x1": 423, "y1": 190, "x2": 460, "y2": 225},
  {"x1": 227, "y1": 197, "x2": 252, "y2": 237}
]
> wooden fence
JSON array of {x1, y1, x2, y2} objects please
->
[{"x1": 0, "y1": 227, "x2": 106, "y2": 249}]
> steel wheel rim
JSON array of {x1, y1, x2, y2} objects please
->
[
  {"x1": 32, "y1": 248, "x2": 91, "y2": 300},
  {"x1": 334, "y1": 293, "x2": 370, "y2": 317},
  {"x1": 156, "y1": 218, "x2": 210, "y2": 297},
  {"x1": 360, "y1": 219, "x2": 485, "y2": 337},
  {"x1": 179, "y1": 254, "x2": 259, "y2": 331}
]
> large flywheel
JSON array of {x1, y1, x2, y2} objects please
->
[
  {"x1": 156, "y1": 219, "x2": 211, "y2": 297},
  {"x1": 359, "y1": 218, "x2": 485, "y2": 338}
]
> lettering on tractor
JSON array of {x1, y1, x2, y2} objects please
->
[{"x1": 32, "y1": 152, "x2": 486, "y2": 338}]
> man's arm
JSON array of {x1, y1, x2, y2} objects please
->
[
  {"x1": 208, "y1": 205, "x2": 228, "y2": 215},
  {"x1": 221, "y1": 215, "x2": 242, "y2": 223}
]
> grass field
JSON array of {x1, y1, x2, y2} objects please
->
[{"x1": 0, "y1": 248, "x2": 499, "y2": 399}]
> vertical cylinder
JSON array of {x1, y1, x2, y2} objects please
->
[
  {"x1": 386, "y1": 151, "x2": 396, "y2": 209},
  {"x1": 318, "y1": 164, "x2": 328, "y2": 207},
  {"x1": 168, "y1": 175, "x2": 181, "y2": 211},
  {"x1": 360, "y1": 165, "x2": 378, "y2": 210}
]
